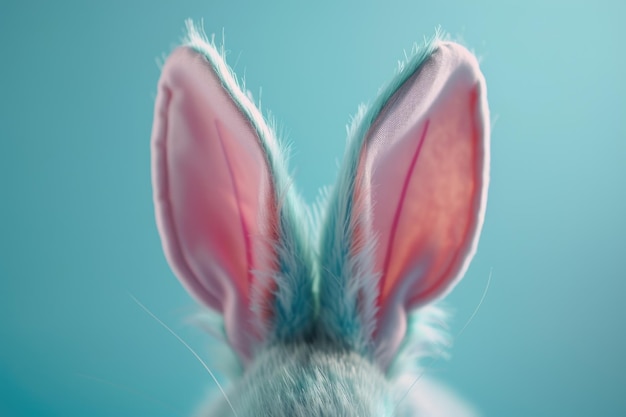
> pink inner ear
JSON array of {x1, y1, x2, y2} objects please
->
[
  {"x1": 354, "y1": 42, "x2": 489, "y2": 362},
  {"x1": 371, "y1": 85, "x2": 483, "y2": 308},
  {"x1": 152, "y1": 47, "x2": 278, "y2": 359}
]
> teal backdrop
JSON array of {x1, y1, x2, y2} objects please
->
[{"x1": 1, "y1": 1, "x2": 624, "y2": 416}]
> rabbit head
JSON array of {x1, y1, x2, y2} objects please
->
[{"x1": 151, "y1": 22, "x2": 489, "y2": 417}]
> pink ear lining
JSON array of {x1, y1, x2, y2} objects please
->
[
  {"x1": 152, "y1": 86, "x2": 223, "y2": 310},
  {"x1": 379, "y1": 119, "x2": 431, "y2": 302},
  {"x1": 214, "y1": 119, "x2": 254, "y2": 295},
  {"x1": 369, "y1": 81, "x2": 487, "y2": 310},
  {"x1": 151, "y1": 47, "x2": 280, "y2": 361},
  {"x1": 404, "y1": 85, "x2": 486, "y2": 307}
]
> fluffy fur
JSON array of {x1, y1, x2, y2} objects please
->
[{"x1": 202, "y1": 342, "x2": 392, "y2": 417}]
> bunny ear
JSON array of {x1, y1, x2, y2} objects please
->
[
  {"x1": 318, "y1": 40, "x2": 489, "y2": 367},
  {"x1": 151, "y1": 27, "x2": 315, "y2": 363}
]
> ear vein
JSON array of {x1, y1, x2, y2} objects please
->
[
  {"x1": 215, "y1": 120, "x2": 253, "y2": 293},
  {"x1": 380, "y1": 119, "x2": 431, "y2": 299}
]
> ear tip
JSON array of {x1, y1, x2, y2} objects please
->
[
  {"x1": 161, "y1": 45, "x2": 194, "y2": 70},
  {"x1": 435, "y1": 40, "x2": 477, "y2": 59},
  {"x1": 158, "y1": 46, "x2": 207, "y2": 89},
  {"x1": 431, "y1": 41, "x2": 485, "y2": 85}
]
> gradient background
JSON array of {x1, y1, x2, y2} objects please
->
[{"x1": 1, "y1": 1, "x2": 624, "y2": 416}]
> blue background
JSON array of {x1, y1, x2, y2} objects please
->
[{"x1": 1, "y1": 1, "x2": 624, "y2": 416}]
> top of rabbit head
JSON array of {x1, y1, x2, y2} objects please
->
[{"x1": 151, "y1": 22, "x2": 490, "y2": 417}]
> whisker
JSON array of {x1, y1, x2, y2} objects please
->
[
  {"x1": 392, "y1": 268, "x2": 493, "y2": 416},
  {"x1": 129, "y1": 293, "x2": 240, "y2": 417},
  {"x1": 75, "y1": 372, "x2": 184, "y2": 416},
  {"x1": 456, "y1": 267, "x2": 492, "y2": 338}
]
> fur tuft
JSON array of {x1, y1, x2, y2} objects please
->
[{"x1": 387, "y1": 305, "x2": 452, "y2": 377}]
